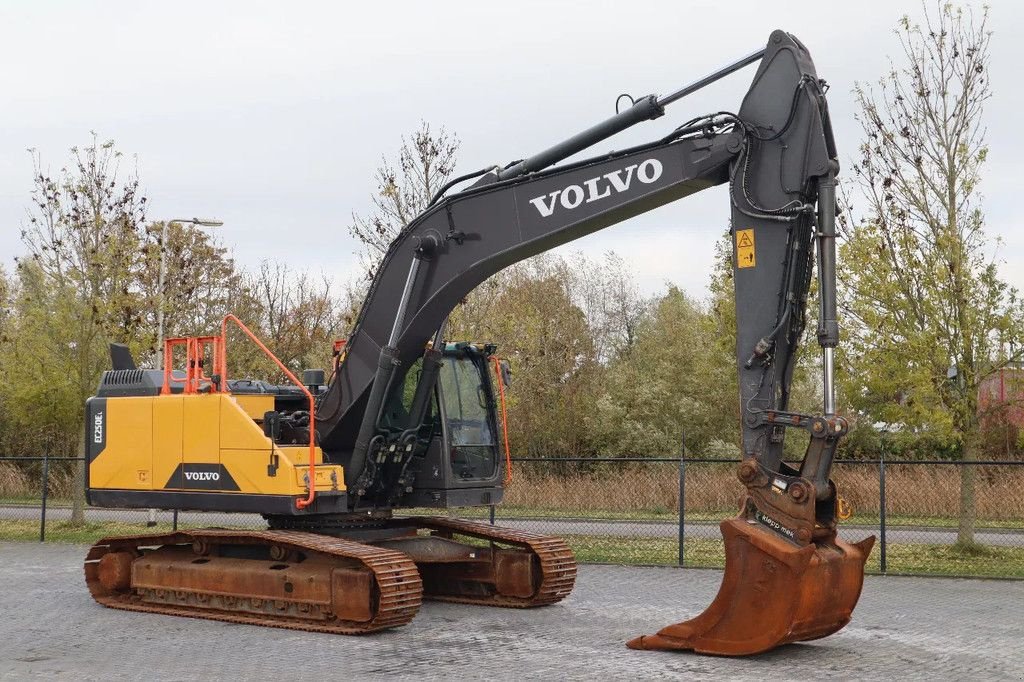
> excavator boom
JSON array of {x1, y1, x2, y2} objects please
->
[{"x1": 319, "y1": 31, "x2": 838, "y2": 495}]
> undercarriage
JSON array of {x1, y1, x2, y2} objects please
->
[{"x1": 85, "y1": 516, "x2": 577, "y2": 634}]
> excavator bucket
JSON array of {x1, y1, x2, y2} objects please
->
[{"x1": 627, "y1": 517, "x2": 874, "y2": 656}]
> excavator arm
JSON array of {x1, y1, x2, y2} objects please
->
[
  {"x1": 321, "y1": 30, "x2": 838, "y2": 499},
  {"x1": 315, "y1": 29, "x2": 873, "y2": 655},
  {"x1": 319, "y1": 127, "x2": 736, "y2": 465}
]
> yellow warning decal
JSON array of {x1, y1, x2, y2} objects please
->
[{"x1": 736, "y1": 229, "x2": 756, "y2": 268}]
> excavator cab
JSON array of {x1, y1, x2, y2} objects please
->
[
  {"x1": 437, "y1": 344, "x2": 501, "y2": 480},
  {"x1": 377, "y1": 342, "x2": 506, "y2": 509}
]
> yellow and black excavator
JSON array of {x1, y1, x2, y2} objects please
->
[{"x1": 84, "y1": 30, "x2": 873, "y2": 655}]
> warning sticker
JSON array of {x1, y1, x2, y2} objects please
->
[{"x1": 736, "y1": 228, "x2": 756, "y2": 268}]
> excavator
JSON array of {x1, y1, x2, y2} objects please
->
[{"x1": 83, "y1": 30, "x2": 873, "y2": 656}]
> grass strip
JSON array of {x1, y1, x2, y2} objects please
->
[{"x1": 4, "y1": 519, "x2": 1021, "y2": 579}]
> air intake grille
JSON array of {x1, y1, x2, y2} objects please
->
[{"x1": 101, "y1": 369, "x2": 146, "y2": 386}]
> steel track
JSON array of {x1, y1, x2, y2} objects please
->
[
  {"x1": 410, "y1": 517, "x2": 577, "y2": 607},
  {"x1": 84, "y1": 528, "x2": 423, "y2": 634},
  {"x1": 84, "y1": 518, "x2": 577, "y2": 635}
]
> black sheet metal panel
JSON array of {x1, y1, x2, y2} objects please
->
[
  {"x1": 730, "y1": 31, "x2": 834, "y2": 472},
  {"x1": 318, "y1": 136, "x2": 735, "y2": 453}
]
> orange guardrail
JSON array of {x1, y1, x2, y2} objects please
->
[
  {"x1": 218, "y1": 314, "x2": 317, "y2": 509},
  {"x1": 491, "y1": 356, "x2": 512, "y2": 483},
  {"x1": 160, "y1": 316, "x2": 318, "y2": 510},
  {"x1": 161, "y1": 336, "x2": 222, "y2": 395}
]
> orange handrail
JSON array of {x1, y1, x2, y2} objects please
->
[
  {"x1": 218, "y1": 314, "x2": 318, "y2": 510},
  {"x1": 161, "y1": 336, "x2": 222, "y2": 395},
  {"x1": 492, "y1": 356, "x2": 512, "y2": 483},
  {"x1": 160, "y1": 338, "x2": 179, "y2": 395}
]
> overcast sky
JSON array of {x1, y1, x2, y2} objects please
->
[{"x1": 1, "y1": 0, "x2": 1021, "y2": 299}]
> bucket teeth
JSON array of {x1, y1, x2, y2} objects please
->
[{"x1": 627, "y1": 517, "x2": 873, "y2": 656}]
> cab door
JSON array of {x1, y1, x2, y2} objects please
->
[{"x1": 436, "y1": 348, "x2": 500, "y2": 484}]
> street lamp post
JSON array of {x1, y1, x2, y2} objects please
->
[
  {"x1": 154, "y1": 218, "x2": 224, "y2": 370},
  {"x1": 149, "y1": 217, "x2": 223, "y2": 528}
]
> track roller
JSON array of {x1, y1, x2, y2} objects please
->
[{"x1": 85, "y1": 529, "x2": 422, "y2": 635}]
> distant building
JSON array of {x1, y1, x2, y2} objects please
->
[{"x1": 978, "y1": 367, "x2": 1024, "y2": 456}]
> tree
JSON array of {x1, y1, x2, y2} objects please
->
[
  {"x1": 839, "y1": 4, "x2": 1020, "y2": 545},
  {"x1": 567, "y1": 251, "x2": 649, "y2": 364},
  {"x1": 592, "y1": 287, "x2": 738, "y2": 457},
  {"x1": 225, "y1": 261, "x2": 348, "y2": 384},
  {"x1": 348, "y1": 122, "x2": 460, "y2": 279},
  {"x1": 445, "y1": 250, "x2": 661, "y2": 458},
  {"x1": 448, "y1": 255, "x2": 601, "y2": 457},
  {"x1": 18, "y1": 135, "x2": 148, "y2": 522},
  {"x1": 0, "y1": 262, "x2": 85, "y2": 458},
  {"x1": 138, "y1": 221, "x2": 242, "y2": 359}
]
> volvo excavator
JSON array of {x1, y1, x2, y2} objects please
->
[{"x1": 83, "y1": 30, "x2": 873, "y2": 656}]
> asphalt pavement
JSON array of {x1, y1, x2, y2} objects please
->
[{"x1": 1, "y1": 542, "x2": 1022, "y2": 680}]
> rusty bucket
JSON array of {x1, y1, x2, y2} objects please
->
[{"x1": 627, "y1": 517, "x2": 874, "y2": 656}]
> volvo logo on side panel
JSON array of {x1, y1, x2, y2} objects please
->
[
  {"x1": 527, "y1": 158, "x2": 664, "y2": 218},
  {"x1": 184, "y1": 470, "x2": 220, "y2": 482},
  {"x1": 164, "y1": 463, "x2": 240, "y2": 491}
]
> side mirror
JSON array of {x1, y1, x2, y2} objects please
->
[
  {"x1": 263, "y1": 411, "x2": 281, "y2": 441},
  {"x1": 499, "y1": 360, "x2": 512, "y2": 388},
  {"x1": 302, "y1": 368, "x2": 326, "y2": 391}
]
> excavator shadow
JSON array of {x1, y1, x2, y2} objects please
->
[{"x1": 627, "y1": 517, "x2": 874, "y2": 656}]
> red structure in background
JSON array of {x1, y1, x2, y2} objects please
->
[{"x1": 978, "y1": 367, "x2": 1024, "y2": 455}]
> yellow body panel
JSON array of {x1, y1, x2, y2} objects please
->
[
  {"x1": 295, "y1": 464, "x2": 341, "y2": 490},
  {"x1": 183, "y1": 395, "x2": 221, "y2": 463},
  {"x1": 278, "y1": 444, "x2": 324, "y2": 466},
  {"x1": 89, "y1": 397, "x2": 154, "y2": 489},
  {"x1": 232, "y1": 394, "x2": 274, "y2": 421},
  {"x1": 152, "y1": 396, "x2": 183, "y2": 487},
  {"x1": 220, "y1": 396, "x2": 279, "y2": 451},
  {"x1": 90, "y1": 392, "x2": 345, "y2": 497}
]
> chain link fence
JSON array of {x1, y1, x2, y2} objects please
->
[
  {"x1": 2, "y1": 454, "x2": 1021, "y2": 578},
  {"x1": 0, "y1": 455, "x2": 267, "y2": 542},
  {"x1": 501, "y1": 457, "x2": 1024, "y2": 578}
]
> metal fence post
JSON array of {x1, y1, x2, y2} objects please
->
[
  {"x1": 39, "y1": 453, "x2": 50, "y2": 543},
  {"x1": 878, "y1": 455, "x2": 887, "y2": 573},
  {"x1": 489, "y1": 504, "x2": 495, "y2": 526},
  {"x1": 678, "y1": 456, "x2": 686, "y2": 567},
  {"x1": 172, "y1": 510, "x2": 179, "y2": 531}
]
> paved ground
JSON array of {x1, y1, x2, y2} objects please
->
[
  {"x1": 1, "y1": 542, "x2": 1022, "y2": 681},
  {"x1": 7, "y1": 504, "x2": 1023, "y2": 547}
]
